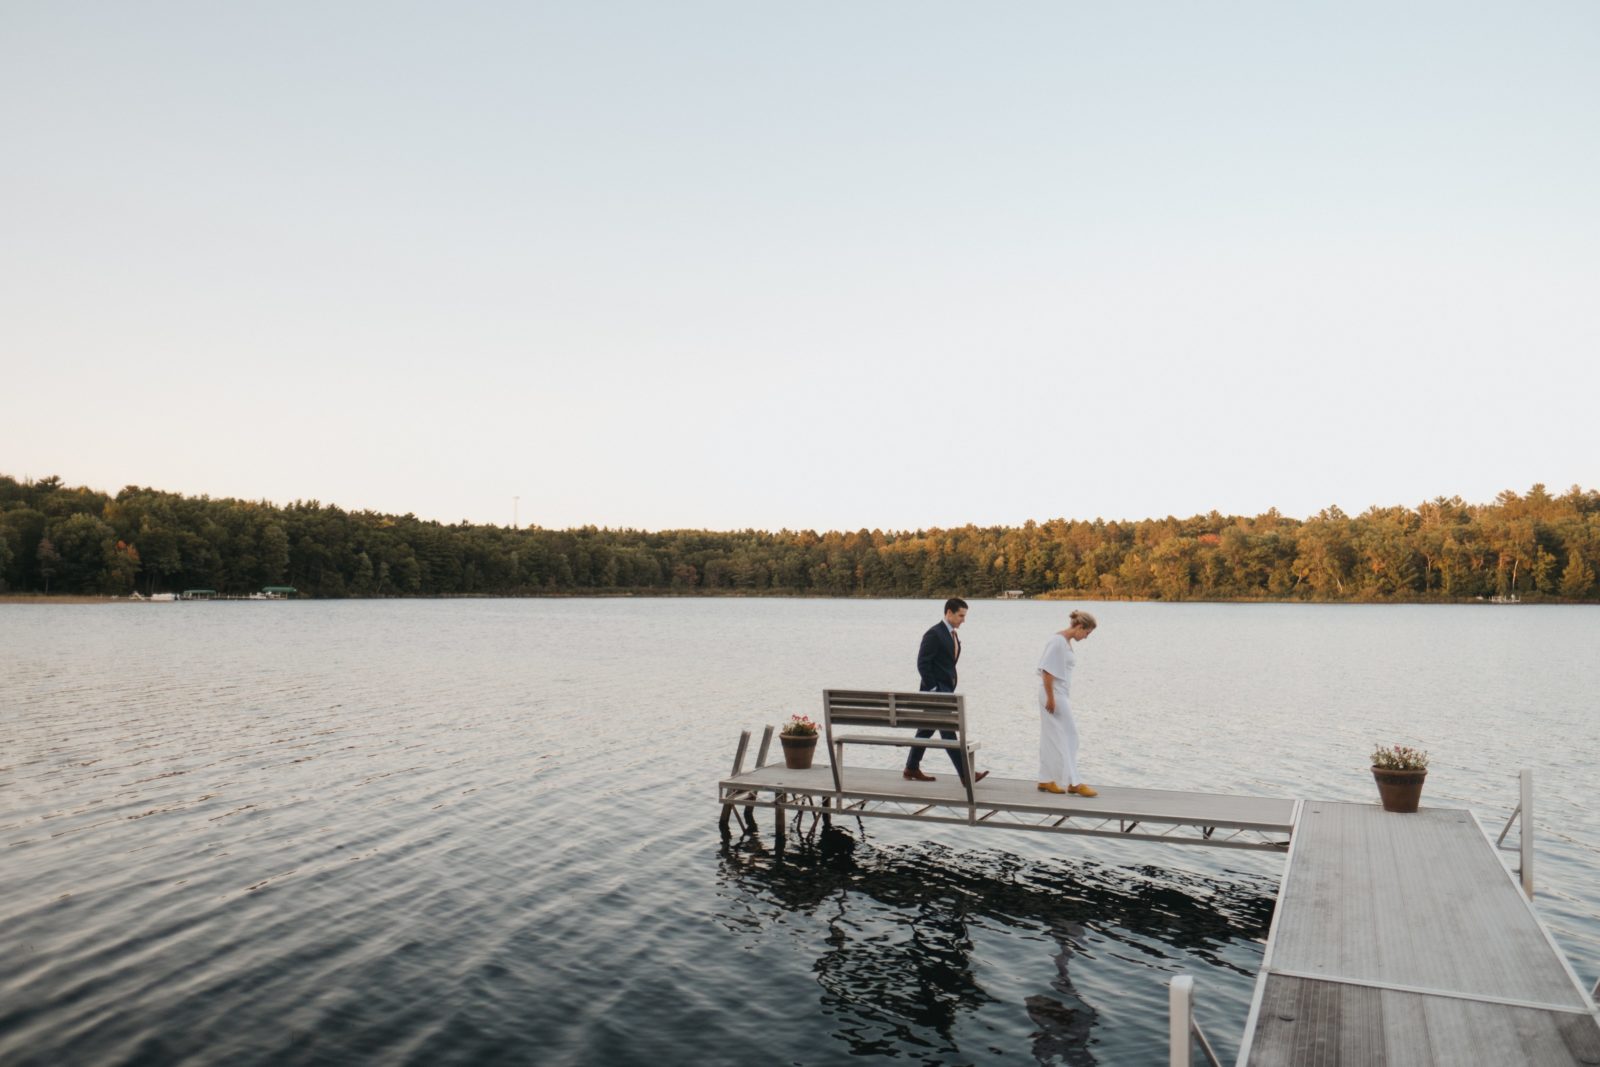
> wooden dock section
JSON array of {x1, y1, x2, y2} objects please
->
[
  {"x1": 718, "y1": 726, "x2": 1598, "y2": 1064},
  {"x1": 1238, "y1": 801, "x2": 1600, "y2": 1065},
  {"x1": 719, "y1": 760, "x2": 1298, "y2": 852}
]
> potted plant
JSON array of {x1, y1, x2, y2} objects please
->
[
  {"x1": 779, "y1": 714, "x2": 820, "y2": 770},
  {"x1": 1371, "y1": 744, "x2": 1429, "y2": 812}
]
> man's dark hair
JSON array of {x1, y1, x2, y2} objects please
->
[{"x1": 944, "y1": 597, "x2": 968, "y2": 615}]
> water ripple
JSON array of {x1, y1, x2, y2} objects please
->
[{"x1": 2, "y1": 599, "x2": 1597, "y2": 1065}]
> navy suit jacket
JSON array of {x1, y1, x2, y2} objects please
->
[{"x1": 917, "y1": 621, "x2": 959, "y2": 692}]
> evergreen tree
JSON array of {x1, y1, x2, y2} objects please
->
[{"x1": 1559, "y1": 548, "x2": 1596, "y2": 599}]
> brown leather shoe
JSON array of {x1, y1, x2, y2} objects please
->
[
  {"x1": 903, "y1": 768, "x2": 937, "y2": 782},
  {"x1": 1068, "y1": 783, "x2": 1099, "y2": 797},
  {"x1": 1037, "y1": 781, "x2": 1066, "y2": 794}
]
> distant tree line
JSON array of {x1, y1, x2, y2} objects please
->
[{"x1": 2, "y1": 474, "x2": 1597, "y2": 602}]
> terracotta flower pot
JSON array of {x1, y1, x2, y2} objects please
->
[
  {"x1": 1372, "y1": 767, "x2": 1427, "y2": 813},
  {"x1": 779, "y1": 732, "x2": 818, "y2": 769}
]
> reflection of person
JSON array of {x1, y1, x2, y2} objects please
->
[
  {"x1": 1037, "y1": 610, "x2": 1098, "y2": 797},
  {"x1": 1026, "y1": 919, "x2": 1100, "y2": 1066},
  {"x1": 904, "y1": 598, "x2": 988, "y2": 785}
]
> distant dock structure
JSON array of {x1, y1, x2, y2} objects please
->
[
  {"x1": 998, "y1": 589, "x2": 1027, "y2": 599},
  {"x1": 175, "y1": 587, "x2": 296, "y2": 601}
]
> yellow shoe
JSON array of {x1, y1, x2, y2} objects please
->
[
  {"x1": 1037, "y1": 781, "x2": 1066, "y2": 794},
  {"x1": 1068, "y1": 783, "x2": 1098, "y2": 797}
]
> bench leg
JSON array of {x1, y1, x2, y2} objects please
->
[{"x1": 964, "y1": 744, "x2": 978, "y2": 824}]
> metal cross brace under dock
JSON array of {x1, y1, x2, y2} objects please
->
[{"x1": 720, "y1": 760, "x2": 1298, "y2": 851}]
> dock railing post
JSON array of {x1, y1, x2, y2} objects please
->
[
  {"x1": 1519, "y1": 768, "x2": 1534, "y2": 899},
  {"x1": 1496, "y1": 770, "x2": 1535, "y2": 899},
  {"x1": 718, "y1": 730, "x2": 752, "y2": 837},
  {"x1": 1169, "y1": 975, "x2": 1221, "y2": 1067},
  {"x1": 744, "y1": 725, "x2": 774, "y2": 830},
  {"x1": 1169, "y1": 976, "x2": 1192, "y2": 1067}
]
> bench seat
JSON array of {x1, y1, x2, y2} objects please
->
[{"x1": 831, "y1": 734, "x2": 981, "y2": 751}]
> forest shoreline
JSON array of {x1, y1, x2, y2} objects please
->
[
  {"x1": 5, "y1": 474, "x2": 1597, "y2": 603},
  {"x1": 3, "y1": 591, "x2": 1592, "y2": 606}
]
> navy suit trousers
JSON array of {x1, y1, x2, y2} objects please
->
[{"x1": 904, "y1": 684, "x2": 969, "y2": 780}]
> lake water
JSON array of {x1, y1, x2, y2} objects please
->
[{"x1": 3, "y1": 599, "x2": 1597, "y2": 1065}]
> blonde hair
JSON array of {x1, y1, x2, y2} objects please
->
[{"x1": 1069, "y1": 609, "x2": 1098, "y2": 632}]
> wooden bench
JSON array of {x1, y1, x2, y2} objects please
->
[{"x1": 822, "y1": 689, "x2": 983, "y2": 814}]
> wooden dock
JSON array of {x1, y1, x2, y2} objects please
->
[
  {"x1": 1238, "y1": 801, "x2": 1600, "y2": 1065},
  {"x1": 717, "y1": 729, "x2": 1600, "y2": 1064}
]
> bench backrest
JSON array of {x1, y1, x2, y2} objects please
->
[{"x1": 823, "y1": 689, "x2": 965, "y2": 731}]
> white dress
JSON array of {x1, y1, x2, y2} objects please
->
[{"x1": 1037, "y1": 633, "x2": 1080, "y2": 786}]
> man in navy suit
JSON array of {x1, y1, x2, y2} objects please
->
[{"x1": 904, "y1": 597, "x2": 987, "y2": 785}]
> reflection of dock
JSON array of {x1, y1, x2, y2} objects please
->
[
  {"x1": 716, "y1": 825, "x2": 1276, "y2": 1063},
  {"x1": 1239, "y1": 801, "x2": 1600, "y2": 1065},
  {"x1": 717, "y1": 730, "x2": 1600, "y2": 1063}
]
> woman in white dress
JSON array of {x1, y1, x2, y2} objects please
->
[{"x1": 1037, "y1": 609, "x2": 1098, "y2": 797}]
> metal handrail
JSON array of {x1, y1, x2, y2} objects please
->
[
  {"x1": 1519, "y1": 769, "x2": 1534, "y2": 899},
  {"x1": 1492, "y1": 770, "x2": 1534, "y2": 898},
  {"x1": 1169, "y1": 976, "x2": 1222, "y2": 1067},
  {"x1": 1495, "y1": 803, "x2": 1520, "y2": 848}
]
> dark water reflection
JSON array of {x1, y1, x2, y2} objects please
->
[{"x1": 716, "y1": 820, "x2": 1274, "y2": 1064}]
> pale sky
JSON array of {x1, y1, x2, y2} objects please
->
[{"x1": 4, "y1": 3, "x2": 1596, "y2": 531}]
